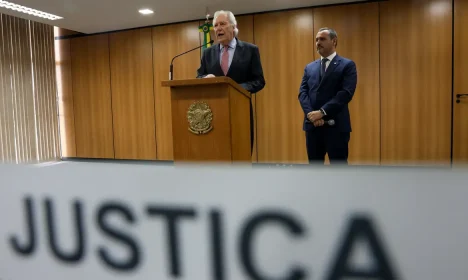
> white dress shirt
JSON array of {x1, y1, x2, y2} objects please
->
[{"x1": 321, "y1": 51, "x2": 336, "y2": 72}]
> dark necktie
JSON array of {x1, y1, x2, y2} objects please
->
[{"x1": 320, "y1": 58, "x2": 329, "y2": 80}]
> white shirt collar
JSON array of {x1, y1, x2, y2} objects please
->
[
  {"x1": 321, "y1": 51, "x2": 336, "y2": 61},
  {"x1": 220, "y1": 38, "x2": 237, "y2": 50}
]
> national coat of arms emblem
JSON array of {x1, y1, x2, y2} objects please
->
[{"x1": 187, "y1": 101, "x2": 213, "y2": 134}]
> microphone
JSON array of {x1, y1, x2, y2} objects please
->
[
  {"x1": 326, "y1": 119, "x2": 335, "y2": 126},
  {"x1": 305, "y1": 119, "x2": 335, "y2": 126},
  {"x1": 169, "y1": 39, "x2": 214, "y2": 80}
]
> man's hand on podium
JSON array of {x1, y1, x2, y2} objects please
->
[{"x1": 204, "y1": 74, "x2": 215, "y2": 78}]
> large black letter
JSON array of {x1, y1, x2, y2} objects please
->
[
  {"x1": 325, "y1": 215, "x2": 399, "y2": 280},
  {"x1": 96, "y1": 202, "x2": 140, "y2": 271},
  {"x1": 45, "y1": 198, "x2": 85, "y2": 263},
  {"x1": 239, "y1": 211, "x2": 307, "y2": 280},
  {"x1": 146, "y1": 206, "x2": 197, "y2": 277},
  {"x1": 9, "y1": 196, "x2": 36, "y2": 255},
  {"x1": 210, "y1": 209, "x2": 225, "y2": 280}
]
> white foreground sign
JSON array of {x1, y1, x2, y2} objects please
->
[{"x1": 0, "y1": 162, "x2": 467, "y2": 280}]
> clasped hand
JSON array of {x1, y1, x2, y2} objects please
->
[{"x1": 307, "y1": 110, "x2": 324, "y2": 127}]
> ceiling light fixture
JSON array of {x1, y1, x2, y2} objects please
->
[
  {"x1": 139, "y1": 9, "x2": 154, "y2": 15},
  {"x1": 0, "y1": 0, "x2": 63, "y2": 20}
]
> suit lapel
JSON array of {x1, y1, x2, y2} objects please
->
[
  {"x1": 313, "y1": 60, "x2": 321, "y2": 85},
  {"x1": 227, "y1": 38, "x2": 243, "y2": 76},
  {"x1": 319, "y1": 55, "x2": 341, "y2": 87}
]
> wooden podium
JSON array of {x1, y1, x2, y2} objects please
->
[{"x1": 161, "y1": 77, "x2": 251, "y2": 163}]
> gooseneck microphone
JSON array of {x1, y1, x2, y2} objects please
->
[{"x1": 169, "y1": 39, "x2": 214, "y2": 80}]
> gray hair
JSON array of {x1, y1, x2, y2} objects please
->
[
  {"x1": 319, "y1": 27, "x2": 338, "y2": 46},
  {"x1": 213, "y1": 10, "x2": 239, "y2": 37}
]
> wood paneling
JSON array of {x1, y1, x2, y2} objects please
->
[
  {"x1": 236, "y1": 15, "x2": 254, "y2": 43},
  {"x1": 235, "y1": 15, "x2": 258, "y2": 162},
  {"x1": 314, "y1": 3, "x2": 380, "y2": 165},
  {"x1": 110, "y1": 28, "x2": 156, "y2": 160},
  {"x1": 254, "y1": 9, "x2": 314, "y2": 163},
  {"x1": 55, "y1": 38, "x2": 76, "y2": 157},
  {"x1": 380, "y1": 0, "x2": 452, "y2": 165},
  {"x1": 453, "y1": 0, "x2": 468, "y2": 165},
  {"x1": 153, "y1": 21, "x2": 200, "y2": 160},
  {"x1": 70, "y1": 34, "x2": 114, "y2": 158}
]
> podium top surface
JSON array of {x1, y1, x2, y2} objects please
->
[{"x1": 161, "y1": 77, "x2": 251, "y2": 99}]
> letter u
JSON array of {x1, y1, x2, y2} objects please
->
[{"x1": 45, "y1": 198, "x2": 86, "y2": 263}]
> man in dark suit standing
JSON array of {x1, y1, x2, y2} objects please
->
[
  {"x1": 197, "y1": 10, "x2": 265, "y2": 152},
  {"x1": 298, "y1": 27, "x2": 357, "y2": 165}
]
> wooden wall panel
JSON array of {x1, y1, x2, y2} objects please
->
[
  {"x1": 110, "y1": 28, "x2": 156, "y2": 160},
  {"x1": 70, "y1": 34, "x2": 114, "y2": 158},
  {"x1": 254, "y1": 9, "x2": 314, "y2": 163},
  {"x1": 380, "y1": 0, "x2": 452, "y2": 165},
  {"x1": 453, "y1": 0, "x2": 468, "y2": 165},
  {"x1": 153, "y1": 21, "x2": 200, "y2": 160},
  {"x1": 236, "y1": 15, "x2": 254, "y2": 43},
  {"x1": 55, "y1": 38, "x2": 76, "y2": 157},
  {"x1": 313, "y1": 3, "x2": 380, "y2": 165},
  {"x1": 235, "y1": 15, "x2": 257, "y2": 162}
]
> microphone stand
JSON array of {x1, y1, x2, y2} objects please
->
[{"x1": 169, "y1": 40, "x2": 214, "y2": 80}]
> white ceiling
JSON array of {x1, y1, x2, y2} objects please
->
[{"x1": 0, "y1": 0, "x2": 367, "y2": 34}]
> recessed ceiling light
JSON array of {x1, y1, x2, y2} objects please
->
[
  {"x1": 139, "y1": 9, "x2": 154, "y2": 15},
  {"x1": 0, "y1": 0, "x2": 63, "y2": 20}
]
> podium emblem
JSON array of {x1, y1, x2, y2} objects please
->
[{"x1": 187, "y1": 101, "x2": 213, "y2": 134}]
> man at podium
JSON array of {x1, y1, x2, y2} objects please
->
[
  {"x1": 196, "y1": 10, "x2": 265, "y2": 152},
  {"x1": 196, "y1": 10, "x2": 265, "y2": 92}
]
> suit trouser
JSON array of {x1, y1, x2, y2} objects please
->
[{"x1": 305, "y1": 127, "x2": 350, "y2": 164}]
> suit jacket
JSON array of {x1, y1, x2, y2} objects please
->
[
  {"x1": 298, "y1": 54, "x2": 357, "y2": 132},
  {"x1": 196, "y1": 38, "x2": 265, "y2": 93}
]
